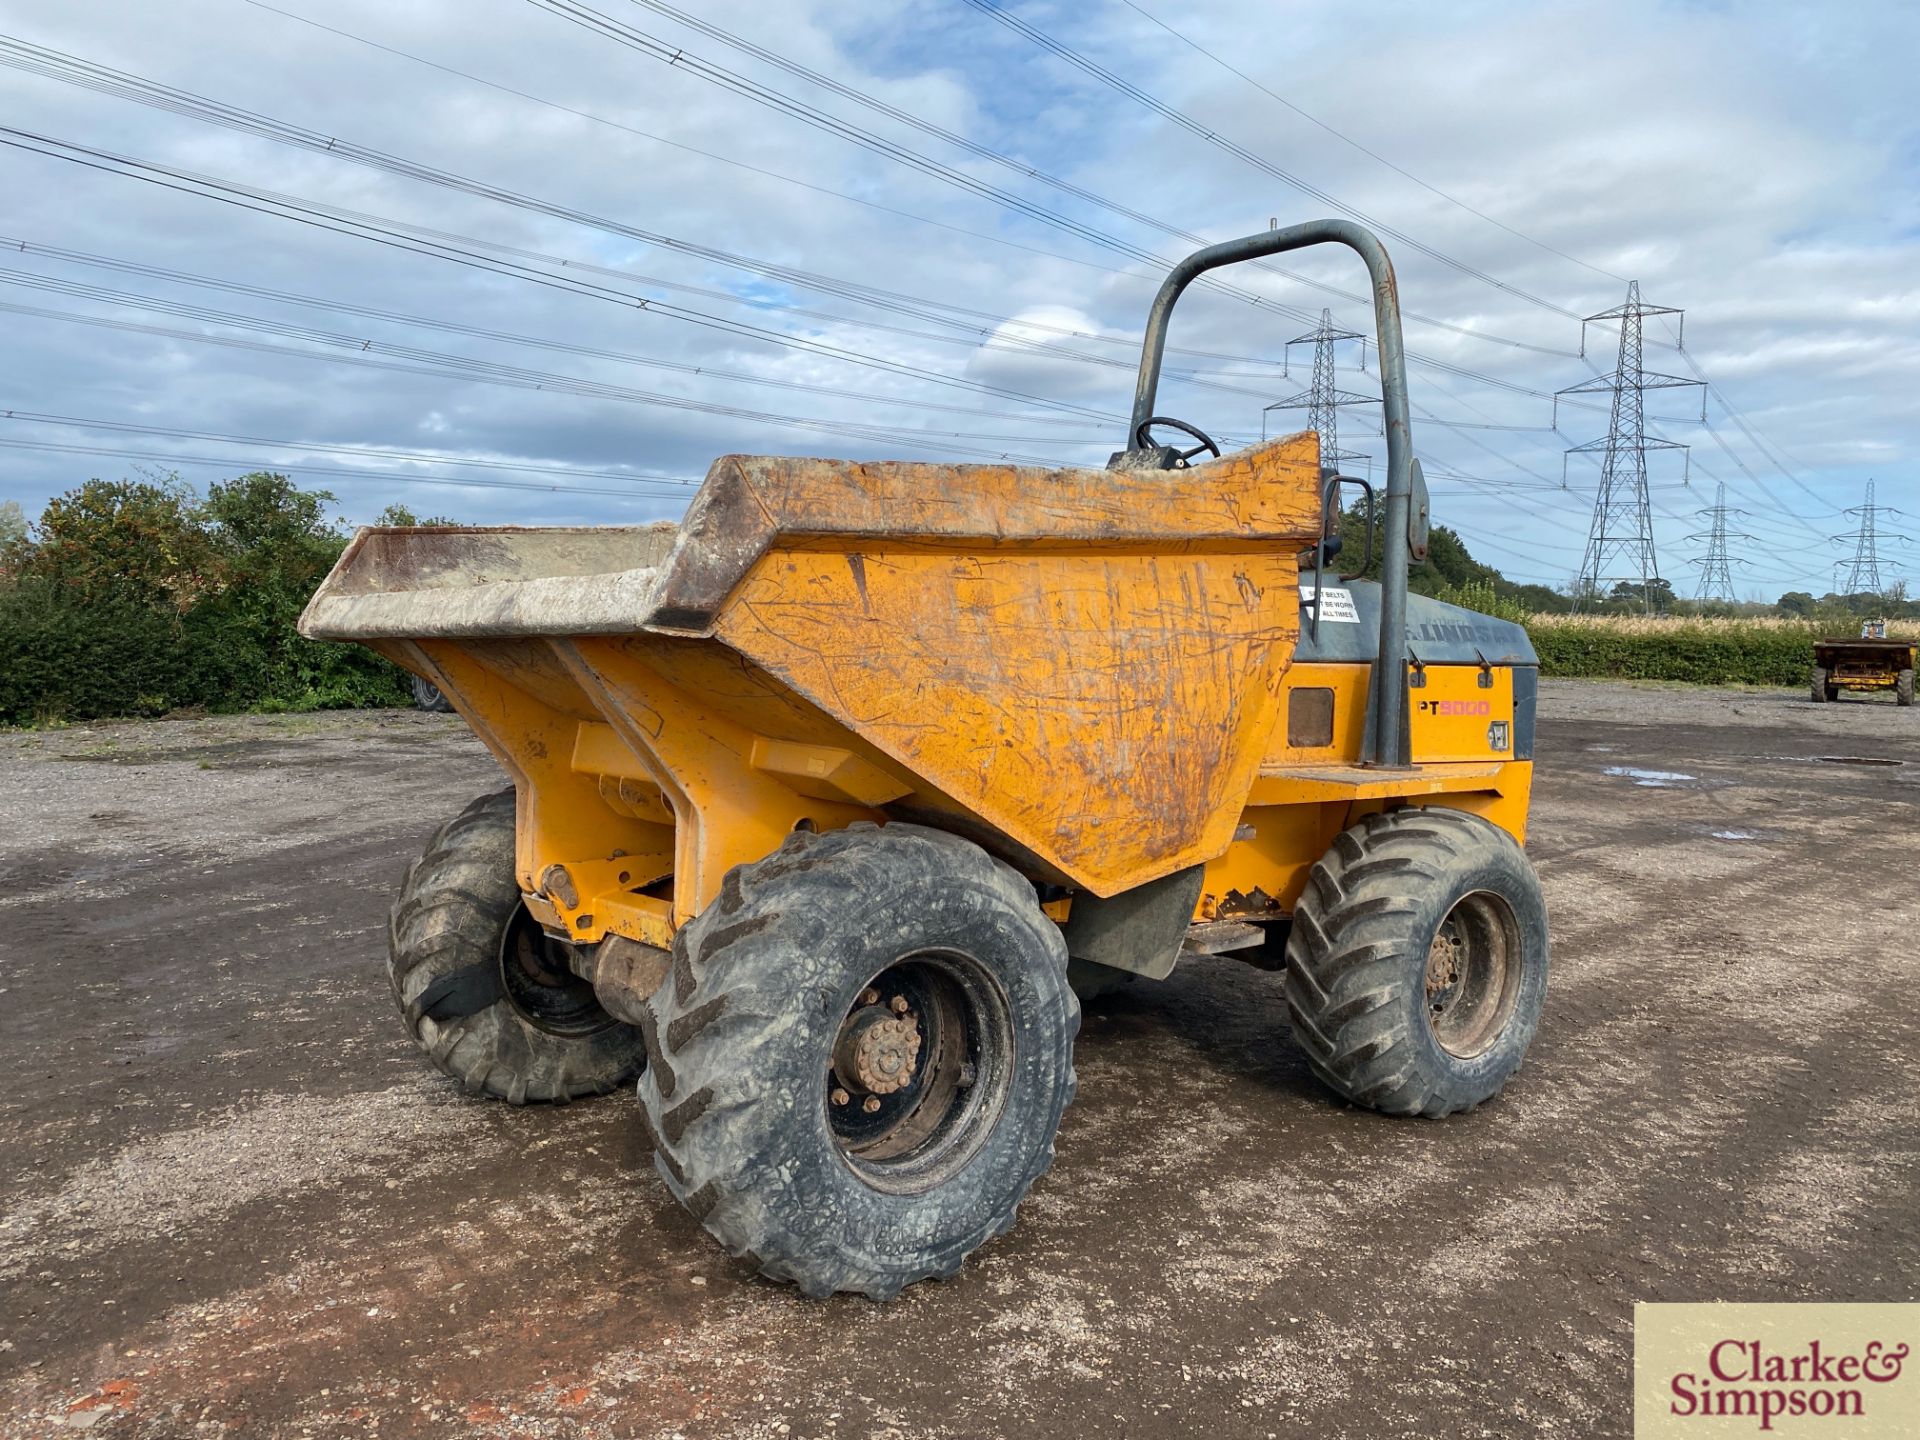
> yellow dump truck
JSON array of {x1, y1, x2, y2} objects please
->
[{"x1": 302, "y1": 220, "x2": 1548, "y2": 1299}]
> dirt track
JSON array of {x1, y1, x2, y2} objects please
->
[{"x1": 2, "y1": 681, "x2": 1916, "y2": 1438}]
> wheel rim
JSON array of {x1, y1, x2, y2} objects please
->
[
  {"x1": 496, "y1": 903, "x2": 617, "y2": 1038},
  {"x1": 1422, "y1": 891, "x2": 1523, "y2": 1059},
  {"x1": 825, "y1": 951, "x2": 1014, "y2": 1195}
]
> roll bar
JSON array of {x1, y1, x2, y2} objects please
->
[{"x1": 1119, "y1": 219, "x2": 1416, "y2": 768}]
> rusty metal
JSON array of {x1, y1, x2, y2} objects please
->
[
  {"x1": 1425, "y1": 929, "x2": 1462, "y2": 1000},
  {"x1": 1180, "y1": 919, "x2": 1266, "y2": 956},
  {"x1": 540, "y1": 864, "x2": 580, "y2": 910},
  {"x1": 580, "y1": 934, "x2": 671, "y2": 1028},
  {"x1": 1813, "y1": 638, "x2": 1916, "y2": 694},
  {"x1": 835, "y1": 1007, "x2": 923, "y2": 1096}
]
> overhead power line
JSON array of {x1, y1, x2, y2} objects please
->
[
  {"x1": 0, "y1": 294, "x2": 1095, "y2": 465},
  {"x1": 0, "y1": 408, "x2": 703, "y2": 488},
  {"x1": 234, "y1": 0, "x2": 1168, "y2": 288},
  {"x1": 962, "y1": 0, "x2": 1585, "y2": 319},
  {"x1": 0, "y1": 128, "x2": 1148, "y2": 425},
  {"x1": 0, "y1": 29, "x2": 1632, "y2": 442},
  {"x1": 0, "y1": 243, "x2": 1114, "y2": 430},
  {"x1": 523, "y1": 1, "x2": 1580, "y2": 358},
  {"x1": 0, "y1": 119, "x2": 1628, "y2": 457},
  {"x1": 0, "y1": 435, "x2": 670, "y2": 502},
  {"x1": 1109, "y1": 0, "x2": 1628, "y2": 286}
]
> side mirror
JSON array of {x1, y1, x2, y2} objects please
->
[{"x1": 1408, "y1": 458, "x2": 1431, "y2": 561}]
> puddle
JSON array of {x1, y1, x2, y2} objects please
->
[
  {"x1": 1710, "y1": 830, "x2": 1760, "y2": 842},
  {"x1": 1584, "y1": 744, "x2": 1617, "y2": 753},
  {"x1": 1602, "y1": 766, "x2": 1697, "y2": 788},
  {"x1": 1811, "y1": 755, "x2": 1906, "y2": 767}
]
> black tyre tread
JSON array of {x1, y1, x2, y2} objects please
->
[
  {"x1": 411, "y1": 674, "x2": 455, "y2": 712},
  {"x1": 389, "y1": 787, "x2": 643, "y2": 1103},
  {"x1": 1282, "y1": 807, "x2": 1545, "y2": 1119},
  {"x1": 1897, "y1": 668, "x2": 1914, "y2": 707},
  {"x1": 1810, "y1": 666, "x2": 1828, "y2": 703},
  {"x1": 636, "y1": 822, "x2": 1078, "y2": 1300}
]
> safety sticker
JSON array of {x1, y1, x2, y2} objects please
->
[{"x1": 1299, "y1": 584, "x2": 1360, "y2": 623}]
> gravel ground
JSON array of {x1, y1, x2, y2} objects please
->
[{"x1": 0, "y1": 681, "x2": 1915, "y2": 1438}]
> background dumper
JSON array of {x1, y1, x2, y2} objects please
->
[
  {"x1": 300, "y1": 221, "x2": 1552, "y2": 1300},
  {"x1": 1811, "y1": 624, "x2": 1915, "y2": 704}
]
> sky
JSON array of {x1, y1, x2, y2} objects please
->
[{"x1": 0, "y1": 0, "x2": 1915, "y2": 598}]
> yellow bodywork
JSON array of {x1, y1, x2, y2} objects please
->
[{"x1": 301, "y1": 431, "x2": 1534, "y2": 957}]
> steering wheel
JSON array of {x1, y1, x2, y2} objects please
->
[{"x1": 1135, "y1": 416, "x2": 1222, "y2": 468}]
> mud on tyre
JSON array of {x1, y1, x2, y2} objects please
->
[
  {"x1": 636, "y1": 822, "x2": 1079, "y2": 1300},
  {"x1": 389, "y1": 789, "x2": 644, "y2": 1102},
  {"x1": 1283, "y1": 806, "x2": 1549, "y2": 1118}
]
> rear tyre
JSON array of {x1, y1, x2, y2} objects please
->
[
  {"x1": 1810, "y1": 667, "x2": 1829, "y2": 703},
  {"x1": 1283, "y1": 807, "x2": 1549, "y2": 1118},
  {"x1": 1898, "y1": 668, "x2": 1914, "y2": 707},
  {"x1": 389, "y1": 789, "x2": 644, "y2": 1102},
  {"x1": 636, "y1": 823, "x2": 1078, "y2": 1300},
  {"x1": 411, "y1": 674, "x2": 455, "y2": 712}
]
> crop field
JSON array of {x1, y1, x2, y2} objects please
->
[{"x1": 1, "y1": 678, "x2": 1915, "y2": 1438}]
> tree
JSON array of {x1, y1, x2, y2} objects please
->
[
  {"x1": 1777, "y1": 591, "x2": 1815, "y2": 617},
  {"x1": 20, "y1": 474, "x2": 213, "y2": 608},
  {"x1": 1606, "y1": 577, "x2": 1676, "y2": 614},
  {"x1": 374, "y1": 503, "x2": 456, "y2": 527},
  {"x1": 201, "y1": 472, "x2": 345, "y2": 593}
]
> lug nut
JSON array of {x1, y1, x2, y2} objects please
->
[
  {"x1": 861, "y1": 988, "x2": 880, "y2": 1006},
  {"x1": 862, "y1": 1095, "x2": 882, "y2": 1114},
  {"x1": 830, "y1": 1088, "x2": 850, "y2": 1107},
  {"x1": 889, "y1": 995, "x2": 909, "y2": 1014}
]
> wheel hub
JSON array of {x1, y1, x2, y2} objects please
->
[
  {"x1": 823, "y1": 956, "x2": 1010, "y2": 1194},
  {"x1": 835, "y1": 1005, "x2": 923, "y2": 1095},
  {"x1": 496, "y1": 903, "x2": 617, "y2": 1038},
  {"x1": 1422, "y1": 892, "x2": 1521, "y2": 1059},
  {"x1": 1425, "y1": 928, "x2": 1464, "y2": 1015}
]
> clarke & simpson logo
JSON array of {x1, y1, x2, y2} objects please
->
[{"x1": 1636, "y1": 1305, "x2": 1918, "y2": 1438}]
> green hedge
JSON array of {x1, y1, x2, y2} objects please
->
[
  {"x1": 0, "y1": 472, "x2": 415, "y2": 726},
  {"x1": 0, "y1": 576, "x2": 409, "y2": 725},
  {"x1": 1526, "y1": 621, "x2": 1833, "y2": 687}
]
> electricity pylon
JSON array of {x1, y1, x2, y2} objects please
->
[
  {"x1": 1555, "y1": 282, "x2": 1705, "y2": 610},
  {"x1": 1830, "y1": 479, "x2": 1909, "y2": 596},
  {"x1": 1686, "y1": 482, "x2": 1753, "y2": 603},
  {"x1": 1265, "y1": 309, "x2": 1372, "y2": 473}
]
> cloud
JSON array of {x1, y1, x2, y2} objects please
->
[{"x1": 0, "y1": 0, "x2": 1912, "y2": 592}]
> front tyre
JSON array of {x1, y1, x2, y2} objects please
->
[
  {"x1": 637, "y1": 823, "x2": 1079, "y2": 1300},
  {"x1": 1283, "y1": 807, "x2": 1549, "y2": 1117},
  {"x1": 389, "y1": 789, "x2": 644, "y2": 1102}
]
